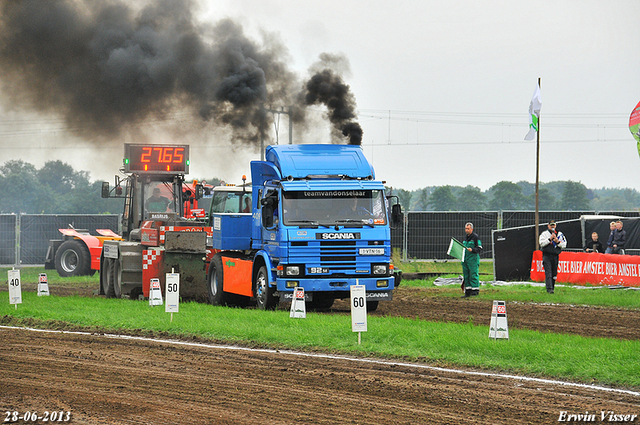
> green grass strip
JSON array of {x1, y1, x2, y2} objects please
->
[{"x1": 1, "y1": 292, "x2": 639, "y2": 389}]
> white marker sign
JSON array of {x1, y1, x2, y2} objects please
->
[
  {"x1": 350, "y1": 284, "x2": 367, "y2": 333},
  {"x1": 165, "y1": 273, "x2": 180, "y2": 313},
  {"x1": 8, "y1": 269, "x2": 22, "y2": 306},
  {"x1": 38, "y1": 273, "x2": 50, "y2": 296},
  {"x1": 289, "y1": 287, "x2": 306, "y2": 318},
  {"x1": 149, "y1": 278, "x2": 163, "y2": 306}
]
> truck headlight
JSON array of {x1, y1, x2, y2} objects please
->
[
  {"x1": 372, "y1": 264, "x2": 388, "y2": 275},
  {"x1": 285, "y1": 265, "x2": 300, "y2": 276}
]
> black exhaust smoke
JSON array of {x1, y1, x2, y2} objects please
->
[{"x1": 0, "y1": 0, "x2": 363, "y2": 146}]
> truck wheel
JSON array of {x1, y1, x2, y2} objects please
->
[
  {"x1": 255, "y1": 265, "x2": 277, "y2": 310},
  {"x1": 307, "y1": 294, "x2": 334, "y2": 311},
  {"x1": 99, "y1": 256, "x2": 108, "y2": 295},
  {"x1": 366, "y1": 301, "x2": 379, "y2": 312},
  {"x1": 55, "y1": 240, "x2": 91, "y2": 277},
  {"x1": 207, "y1": 254, "x2": 227, "y2": 306}
]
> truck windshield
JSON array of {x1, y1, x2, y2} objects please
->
[
  {"x1": 282, "y1": 190, "x2": 387, "y2": 226},
  {"x1": 143, "y1": 181, "x2": 178, "y2": 218},
  {"x1": 210, "y1": 190, "x2": 252, "y2": 213}
]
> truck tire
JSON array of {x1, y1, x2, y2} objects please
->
[
  {"x1": 366, "y1": 301, "x2": 379, "y2": 312},
  {"x1": 307, "y1": 294, "x2": 334, "y2": 311},
  {"x1": 255, "y1": 265, "x2": 277, "y2": 310},
  {"x1": 55, "y1": 240, "x2": 91, "y2": 277},
  {"x1": 207, "y1": 254, "x2": 228, "y2": 306}
]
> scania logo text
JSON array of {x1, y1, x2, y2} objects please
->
[{"x1": 318, "y1": 233, "x2": 361, "y2": 240}]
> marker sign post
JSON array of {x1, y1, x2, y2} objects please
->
[
  {"x1": 350, "y1": 284, "x2": 367, "y2": 345},
  {"x1": 289, "y1": 287, "x2": 306, "y2": 318},
  {"x1": 489, "y1": 300, "x2": 509, "y2": 340},
  {"x1": 38, "y1": 273, "x2": 50, "y2": 296},
  {"x1": 165, "y1": 272, "x2": 180, "y2": 322},
  {"x1": 8, "y1": 269, "x2": 22, "y2": 309},
  {"x1": 149, "y1": 278, "x2": 163, "y2": 307}
]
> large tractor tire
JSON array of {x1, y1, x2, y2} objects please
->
[
  {"x1": 254, "y1": 265, "x2": 277, "y2": 310},
  {"x1": 55, "y1": 240, "x2": 91, "y2": 277},
  {"x1": 105, "y1": 258, "x2": 122, "y2": 299},
  {"x1": 207, "y1": 254, "x2": 228, "y2": 306}
]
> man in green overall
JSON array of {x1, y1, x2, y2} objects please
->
[{"x1": 462, "y1": 222, "x2": 483, "y2": 298}]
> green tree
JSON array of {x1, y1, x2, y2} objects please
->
[
  {"x1": 0, "y1": 160, "x2": 50, "y2": 213},
  {"x1": 397, "y1": 189, "x2": 413, "y2": 212},
  {"x1": 456, "y1": 186, "x2": 486, "y2": 211},
  {"x1": 416, "y1": 188, "x2": 429, "y2": 211},
  {"x1": 561, "y1": 181, "x2": 590, "y2": 211},
  {"x1": 488, "y1": 181, "x2": 526, "y2": 210},
  {"x1": 428, "y1": 185, "x2": 456, "y2": 211}
]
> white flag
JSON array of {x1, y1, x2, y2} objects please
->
[{"x1": 525, "y1": 84, "x2": 542, "y2": 140}]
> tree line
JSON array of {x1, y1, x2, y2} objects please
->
[
  {"x1": 0, "y1": 159, "x2": 218, "y2": 215},
  {"x1": 1, "y1": 159, "x2": 637, "y2": 214},
  {"x1": 390, "y1": 181, "x2": 640, "y2": 212}
]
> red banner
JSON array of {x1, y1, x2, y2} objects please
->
[{"x1": 530, "y1": 251, "x2": 640, "y2": 287}]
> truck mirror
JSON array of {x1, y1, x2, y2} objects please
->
[
  {"x1": 101, "y1": 182, "x2": 110, "y2": 198},
  {"x1": 391, "y1": 203, "x2": 402, "y2": 227},
  {"x1": 195, "y1": 184, "x2": 204, "y2": 200}
]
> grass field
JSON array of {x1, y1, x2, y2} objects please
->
[{"x1": 2, "y1": 264, "x2": 640, "y2": 389}]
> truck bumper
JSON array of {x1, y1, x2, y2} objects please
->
[{"x1": 275, "y1": 276, "x2": 394, "y2": 302}]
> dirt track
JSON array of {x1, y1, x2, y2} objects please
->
[{"x1": 1, "y1": 285, "x2": 640, "y2": 424}]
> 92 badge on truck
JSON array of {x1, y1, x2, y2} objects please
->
[
  {"x1": 308, "y1": 267, "x2": 329, "y2": 274},
  {"x1": 358, "y1": 248, "x2": 385, "y2": 255}
]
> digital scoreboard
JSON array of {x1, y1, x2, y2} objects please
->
[{"x1": 123, "y1": 144, "x2": 190, "y2": 174}]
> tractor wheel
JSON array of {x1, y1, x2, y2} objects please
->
[
  {"x1": 105, "y1": 258, "x2": 115, "y2": 298},
  {"x1": 255, "y1": 265, "x2": 277, "y2": 310},
  {"x1": 55, "y1": 240, "x2": 91, "y2": 277},
  {"x1": 112, "y1": 258, "x2": 122, "y2": 299},
  {"x1": 207, "y1": 254, "x2": 228, "y2": 306}
]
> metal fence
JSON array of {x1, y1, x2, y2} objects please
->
[
  {"x1": 3, "y1": 211, "x2": 639, "y2": 266},
  {"x1": 1, "y1": 214, "x2": 120, "y2": 266},
  {"x1": 391, "y1": 210, "x2": 640, "y2": 261}
]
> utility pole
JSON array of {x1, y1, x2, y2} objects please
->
[{"x1": 534, "y1": 77, "x2": 541, "y2": 249}]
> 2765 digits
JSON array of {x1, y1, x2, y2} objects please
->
[{"x1": 4, "y1": 411, "x2": 71, "y2": 423}]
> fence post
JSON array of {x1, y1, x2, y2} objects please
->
[
  {"x1": 15, "y1": 213, "x2": 21, "y2": 267},
  {"x1": 402, "y1": 212, "x2": 408, "y2": 262}
]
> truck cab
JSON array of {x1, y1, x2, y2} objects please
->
[{"x1": 207, "y1": 144, "x2": 401, "y2": 311}]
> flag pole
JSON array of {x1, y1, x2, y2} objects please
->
[{"x1": 534, "y1": 77, "x2": 541, "y2": 249}]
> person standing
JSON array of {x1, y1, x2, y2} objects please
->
[
  {"x1": 612, "y1": 220, "x2": 626, "y2": 254},
  {"x1": 539, "y1": 221, "x2": 567, "y2": 294},
  {"x1": 461, "y1": 222, "x2": 483, "y2": 298},
  {"x1": 605, "y1": 221, "x2": 616, "y2": 254}
]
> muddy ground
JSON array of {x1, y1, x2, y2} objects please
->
[{"x1": 1, "y1": 284, "x2": 639, "y2": 424}]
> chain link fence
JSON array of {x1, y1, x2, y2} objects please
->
[
  {"x1": 3, "y1": 211, "x2": 639, "y2": 266},
  {"x1": 391, "y1": 210, "x2": 640, "y2": 261},
  {"x1": 1, "y1": 214, "x2": 120, "y2": 266}
]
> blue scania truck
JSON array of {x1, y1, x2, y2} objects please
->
[{"x1": 206, "y1": 144, "x2": 402, "y2": 310}]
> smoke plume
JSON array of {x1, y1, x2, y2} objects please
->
[
  {"x1": 0, "y1": 0, "x2": 363, "y2": 146},
  {"x1": 302, "y1": 54, "x2": 363, "y2": 145}
]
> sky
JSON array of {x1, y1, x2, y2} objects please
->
[{"x1": 1, "y1": 0, "x2": 640, "y2": 193}]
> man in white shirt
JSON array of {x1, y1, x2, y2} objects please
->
[{"x1": 538, "y1": 221, "x2": 567, "y2": 294}]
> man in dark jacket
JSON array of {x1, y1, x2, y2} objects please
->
[
  {"x1": 612, "y1": 220, "x2": 626, "y2": 254},
  {"x1": 461, "y1": 222, "x2": 483, "y2": 298},
  {"x1": 538, "y1": 221, "x2": 567, "y2": 294},
  {"x1": 584, "y1": 232, "x2": 605, "y2": 253}
]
